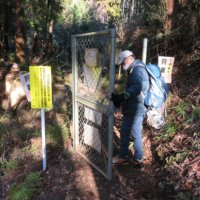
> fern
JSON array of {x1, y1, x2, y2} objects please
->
[
  {"x1": 157, "y1": 123, "x2": 177, "y2": 142},
  {"x1": 187, "y1": 107, "x2": 200, "y2": 125},
  {"x1": 10, "y1": 184, "x2": 34, "y2": 200},
  {"x1": 172, "y1": 101, "x2": 189, "y2": 118},
  {"x1": 9, "y1": 172, "x2": 43, "y2": 200}
]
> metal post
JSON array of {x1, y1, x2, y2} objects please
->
[
  {"x1": 71, "y1": 36, "x2": 78, "y2": 150},
  {"x1": 142, "y1": 38, "x2": 148, "y2": 64},
  {"x1": 108, "y1": 28, "x2": 116, "y2": 180},
  {"x1": 41, "y1": 108, "x2": 46, "y2": 171}
]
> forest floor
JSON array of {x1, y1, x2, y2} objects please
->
[{"x1": 0, "y1": 63, "x2": 200, "y2": 200}]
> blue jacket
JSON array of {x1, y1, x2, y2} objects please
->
[{"x1": 122, "y1": 59, "x2": 150, "y2": 116}]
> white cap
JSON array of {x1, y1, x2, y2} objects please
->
[{"x1": 118, "y1": 50, "x2": 135, "y2": 65}]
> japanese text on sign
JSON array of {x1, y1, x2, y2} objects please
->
[
  {"x1": 158, "y1": 56, "x2": 175, "y2": 83},
  {"x1": 20, "y1": 72, "x2": 31, "y2": 102},
  {"x1": 29, "y1": 66, "x2": 52, "y2": 109}
]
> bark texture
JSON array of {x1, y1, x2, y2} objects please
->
[{"x1": 15, "y1": 0, "x2": 25, "y2": 64}]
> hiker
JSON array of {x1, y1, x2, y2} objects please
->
[{"x1": 110, "y1": 50, "x2": 149, "y2": 171}]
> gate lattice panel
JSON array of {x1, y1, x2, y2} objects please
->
[{"x1": 71, "y1": 29, "x2": 116, "y2": 180}]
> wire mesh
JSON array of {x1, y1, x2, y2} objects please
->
[
  {"x1": 76, "y1": 34, "x2": 111, "y2": 106},
  {"x1": 145, "y1": 21, "x2": 200, "y2": 102},
  {"x1": 77, "y1": 103, "x2": 109, "y2": 174},
  {"x1": 72, "y1": 30, "x2": 115, "y2": 179},
  {"x1": 146, "y1": 22, "x2": 200, "y2": 86}
]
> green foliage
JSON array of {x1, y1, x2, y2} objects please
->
[
  {"x1": 142, "y1": 0, "x2": 167, "y2": 33},
  {"x1": 6, "y1": 53, "x2": 15, "y2": 61},
  {"x1": 0, "y1": 159, "x2": 19, "y2": 175},
  {"x1": 186, "y1": 101, "x2": 200, "y2": 124},
  {"x1": 46, "y1": 123, "x2": 69, "y2": 141},
  {"x1": 30, "y1": 143, "x2": 40, "y2": 155},
  {"x1": 165, "y1": 155, "x2": 178, "y2": 168},
  {"x1": 9, "y1": 172, "x2": 43, "y2": 200},
  {"x1": 103, "y1": 0, "x2": 122, "y2": 22},
  {"x1": 172, "y1": 101, "x2": 189, "y2": 119},
  {"x1": 60, "y1": 0, "x2": 89, "y2": 25},
  {"x1": 179, "y1": 139, "x2": 200, "y2": 163},
  {"x1": 171, "y1": 192, "x2": 200, "y2": 200},
  {"x1": 46, "y1": 124, "x2": 63, "y2": 141},
  {"x1": 157, "y1": 123, "x2": 177, "y2": 142}
]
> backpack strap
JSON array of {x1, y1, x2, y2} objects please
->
[{"x1": 129, "y1": 64, "x2": 145, "y2": 74}]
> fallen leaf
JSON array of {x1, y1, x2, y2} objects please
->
[{"x1": 185, "y1": 183, "x2": 191, "y2": 190}]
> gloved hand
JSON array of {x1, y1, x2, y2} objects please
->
[{"x1": 109, "y1": 93, "x2": 125, "y2": 108}]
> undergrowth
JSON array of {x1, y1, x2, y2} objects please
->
[
  {"x1": 8, "y1": 172, "x2": 43, "y2": 200},
  {"x1": 156, "y1": 98, "x2": 200, "y2": 167}
]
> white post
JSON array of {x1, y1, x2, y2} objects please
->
[
  {"x1": 142, "y1": 38, "x2": 148, "y2": 64},
  {"x1": 41, "y1": 108, "x2": 46, "y2": 171}
]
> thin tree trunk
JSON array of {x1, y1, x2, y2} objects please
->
[
  {"x1": 32, "y1": 24, "x2": 38, "y2": 55},
  {"x1": 47, "y1": 0, "x2": 54, "y2": 61},
  {"x1": 15, "y1": 0, "x2": 25, "y2": 64},
  {"x1": 135, "y1": 0, "x2": 138, "y2": 20},
  {"x1": 42, "y1": 0, "x2": 49, "y2": 59},
  {"x1": 5, "y1": 2, "x2": 8, "y2": 55},
  {"x1": 0, "y1": 22, "x2": 3, "y2": 58},
  {"x1": 139, "y1": 0, "x2": 142, "y2": 14},
  {"x1": 47, "y1": 19, "x2": 53, "y2": 61},
  {"x1": 122, "y1": 0, "x2": 125, "y2": 21},
  {"x1": 121, "y1": 0, "x2": 125, "y2": 29},
  {"x1": 130, "y1": 0, "x2": 135, "y2": 19}
]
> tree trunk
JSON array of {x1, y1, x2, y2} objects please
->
[
  {"x1": 42, "y1": 0, "x2": 49, "y2": 59},
  {"x1": 135, "y1": 0, "x2": 139, "y2": 20},
  {"x1": 15, "y1": 0, "x2": 25, "y2": 64},
  {"x1": 32, "y1": 24, "x2": 38, "y2": 55},
  {"x1": 165, "y1": 0, "x2": 178, "y2": 31},
  {"x1": 5, "y1": 2, "x2": 9, "y2": 56},
  {"x1": 0, "y1": 22, "x2": 3, "y2": 58},
  {"x1": 130, "y1": 0, "x2": 135, "y2": 19},
  {"x1": 47, "y1": 0, "x2": 54, "y2": 61},
  {"x1": 47, "y1": 19, "x2": 53, "y2": 61}
]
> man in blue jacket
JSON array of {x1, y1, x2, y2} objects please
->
[{"x1": 110, "y1": 50, "x2": 149, "y2": 171}]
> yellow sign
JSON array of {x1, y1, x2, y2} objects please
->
[
  {"x1": 29, "y1": 66, "x2": 52, "y2": 109},
  {"x1": 92, "y1": 67, "x2": 101, "y2": 88}
]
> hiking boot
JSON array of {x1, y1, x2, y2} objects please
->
[
  {"x1": 112, "y1": 155, "x2": 129, "y2": 165},
  {"x1": 130, "y1": 158, "x2": 144, "y2": 171}
]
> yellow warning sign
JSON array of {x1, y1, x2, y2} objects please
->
[
  {"x1": 92, "y1": 67, "x2": 101, "y2": 89},
  {"x1": 29, "y1": 66, "x2": 52, "y2": 109}
]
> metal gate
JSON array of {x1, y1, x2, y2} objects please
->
[{"x1": 71, "y1": 29, "x2": 116, "y2": 180}]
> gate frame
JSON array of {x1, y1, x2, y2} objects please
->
[{"x1": 71, "y1": 29, "x2": 116, "y2": 180}]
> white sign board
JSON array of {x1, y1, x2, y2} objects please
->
[
  {"x1": 84, "y1": 48, "x2": 99, "y2": 68},
  {"x1": 83, "y1": 124, "x2": 101, "y2": 153},
  {"x1": 20, "y1": 72, "x2": 31, "y2": 102},
  {"x1": 158, "y1": 56, "x2": 175, "y2": 83},
  {"x1": 85, "y1": 107, "x2": 102, "y2": 126}
]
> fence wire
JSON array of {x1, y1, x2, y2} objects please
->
[
  {"x1": 72, "y1": 30, "x2": 115, "y2": 179},
  {"x1": 147, "y1": 22, "x2": 200, "y2": 92},
  {"x1": 76, "y1": 34, "x2": 111, "y2": 106},
  {"x1": 77, "y1": 103, "x2": 109, "y2": 173}
]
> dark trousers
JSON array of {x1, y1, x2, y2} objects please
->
[{"x1": 119, "y1": 115, "x2": 144, "y2": 159}]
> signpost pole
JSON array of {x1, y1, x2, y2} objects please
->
[
  {"x1": 41, "y1": 108, "x2": 46, "y2": 171},
  {"x1": 29, "y1": 66, "x2": 52, "y2": 172}
]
